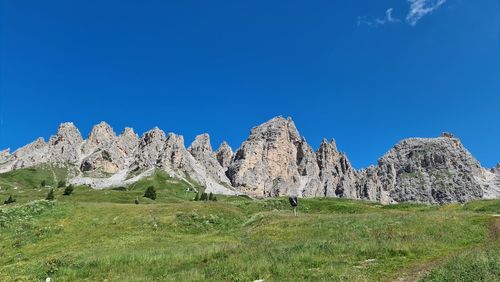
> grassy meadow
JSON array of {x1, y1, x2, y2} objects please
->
[{"x1": 0, "y1": 167, "x2": 499, "y2": 281}]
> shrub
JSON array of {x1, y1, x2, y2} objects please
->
[
  {"x1": 143, "y1": 186, "x2": 157, "y2": 200},
  {"x1": 194, "y1": 192, "x2": 200, "y2": 201},
  {"x1": 57, "y1": 180, "x2": 66, "y2": 188},
  {"x1": 134, "y1": 197, "x2": 139, "y2": 205},
  {"x1": 63, "y1": 185, "x2": 74, "y2": 196},
  {"x1": 211, "y1": 195, "x2": 217, "y2": 202},
  {"x1": 3, "y1": 195, "x2": 16, "y2": 205},
  {"x1": 41, "y1": 180, "x2": 46, "y2": 187},
  {"x1": 46, "y1": 189, "x2": 55, "y2": 201}
]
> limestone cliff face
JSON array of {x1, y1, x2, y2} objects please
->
[
  {"x1": 80, "y1": 122, "x2": 139, "y2": 176},
  {"x1": 227, "y1": 117, "x2": 303, "y2": 196},
  {"x1": 130, "y1": 127, "x2": 166, "y2": 172},
  {"x1": 6, "y1": 138, "x2": 49, "y2": 171},
  {"x1": 296, "y1": 138, "x2": 322, "y2": 197},
  {"x1": 316, "y1": 139, "x2": 357, "y2": 198},
  {"x1": 355, "y1": 135, "x2": 487, "y2": 204},
  {"x1": 188, "y1": 134, "x2": 231, "y2": 185},
  {"x1": 215, "y1": 142, "x2": 233, "y2": 170},
  {"x1": 47, "y1": 122, "x2": 84, "y2": 164},
  {"x1": 0, "y1": 117, "x2": 498, "y2": 203}
]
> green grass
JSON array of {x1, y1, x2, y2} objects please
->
[{"x1": 0, "y1": 168, "x2": 499, "y2": 281}]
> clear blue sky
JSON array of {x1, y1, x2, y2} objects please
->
[{"x1": 1, "y1": 0, "x2": 499, "y2": 169}]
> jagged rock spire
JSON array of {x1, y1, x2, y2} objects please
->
[
  {"x1": 227, "y1": 116, "x2": 304, "y2": 197},
  {"x1": 48, "y1": 122, "x2": 83, "y2": 164},
  {"x1": 216, "y1": 141, "x2": 233, "y2": 169},
  {"x1": 0, "y1": 118, "x2": 498, "y2": 203},
  {"x1": 130, "y1": 127, "x2": 166, "y2": 171},
  {"x1": 187, "y1": 134, "x2": 230, "y2": 185}
]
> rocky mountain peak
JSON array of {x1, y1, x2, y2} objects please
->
[
  {"x1": 216, "y1": 141, "x2": 233, "y2": 169},
  {"x1": 117, "y1": 127, "x2": 139, "y2": 156},
  {"x1": 82, "y1": 122, "x2": 117, "y2": 155},
  {"x1": 120, "y1": 127, "x2": 136, "y2": 138},
  {"x1": 440, "y1": 132, "x2": 455, "y2": 139},
  {"x1": 1, "y1": 117, "x2": 497, "y2": 204},
  {"x1": 88, "y1": 122, "x2": 116, "y2": 143},
  {"x1": 250, "y1": 116, "x2": 300, "y2": 144},
  {"x1": 130, "y1": 127, "x2": 167, "y2": 171},
  {"x1": 228, "y1": 116, "x2": 305, "y2": 196},
  {"x1": 0, "y1": 148, "x2": 10, "y2": 159},
  {"x1": 46, "y1": 122, "x2": 83, "y2": 164},
  {"x1": 52, "y1": 122, "x2": 83, "y2": 145},
  {"x1": 316, "y1": 137, "x2": 356, "y2": 198},
  {"x1": 188, "y1": 134, "x2": 213, "y2": 157},
  {"x1": 358, "y1": 136, "x2": 485, "y2": 204}
]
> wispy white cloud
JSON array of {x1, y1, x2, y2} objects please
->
[
  {"x1": 406, "y1": 0, "x2": 447, "y2": 26},
  {"x1": 358, "y1": 8, "x2": 400, "y2": 27},
  {"x1": 358, "y1": 0, "x2": 447, "y2": 28}
]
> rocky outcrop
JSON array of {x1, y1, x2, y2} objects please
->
[
  {"x1": 130, "y1": 127, "x2": 166, "y2": 172},
  {"x1": 80, "y1": 122, "x2": 139, "y2": 176},
  {"x1": 316, "y1": 139, "x2": 357, "y2": 198},
  {"x1": 47, "y1": 122, "x2": 84, "y2": 164},
  {"x1": 0, "y1": 117, "x2": 498, "y2": 203},
  {"x1": 1, "y1": 138, "x2": 49, "y2": 172},
  {"x1": 296, "y1": 138, "x2": 322, "y2": 197},
  {"x1": 355, "y1": 136, "x2": 486, "y2": 204},
  {"x1": 188, "y1": 134, "x2": 231, "y2": 185},
  {"x1": 81, "y1": 122, "x2": 116, "y2": 155},
  {"x1": 117, "y1": 128, "x2": 139, "y2": 156},
  {"x1": 215, "y1": 142, "x2": 233, "y2": 170},
  {"x1": 227, "y1": 117, "x2": 303, "y2": 197},
  {"x1": 0, "y1": 149, "x2": 10, "y2": 159},
  {"x1": 492, "y1": 163, "x2": 500, "y2": 175},
  {"x1": 225, "y1": 117, "x2": 361, "y2": 198}
]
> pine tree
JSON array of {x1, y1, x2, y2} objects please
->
[
  {"x1": 208, "y1": 192, "x2": 214, "y2": 201},
  {"x1": 194, "y1": 192, "x2": 200, "y2": 201},
  {"x1": 63, "y1": 185, "x2": 74, "y2": 196},
  {"x1": 46, "y1": 189, "x2": 55, "y2": 201},
  {"x1": 211, "y1": 195, "x2": 217, "y2": 202},
  {"x1": 3, "y1": 195, "x2": 16, "y2": 205},
  {"x1": 143, "y1": 186, "x2": 157, "y2": 200},
  {"x1": 200, "y1": 192, "x2": 208, "y2": 201}
]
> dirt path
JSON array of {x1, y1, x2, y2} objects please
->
[{"x1": 393, "y1": 216, "x2": 500, "y2": 282}]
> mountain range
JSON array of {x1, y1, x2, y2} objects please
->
[{"x1": 1, "y1": 116, "x2": 498, "y2": 204}]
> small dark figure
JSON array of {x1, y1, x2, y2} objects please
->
[
  {"x1": 289, "y1": 196, "x2": 298, "y2": 216},
  {"x1": 134, "y1": 197, "x2": 139, "y2": 205},
  {"x1": 41, "y1": 180, "x2": 46, "y2": 187}
]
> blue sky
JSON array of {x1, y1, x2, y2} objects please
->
[{"x1": 1, "y1": 0, "x2": 499, "y2": 169}]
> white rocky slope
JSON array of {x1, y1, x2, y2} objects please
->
[{"x1": 0, "y1": 117, "x2": 498, "y2": 203}]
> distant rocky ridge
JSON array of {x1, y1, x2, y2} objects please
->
[{"x1": 0, "y1": 116, "x2": 499, "y2": 204}]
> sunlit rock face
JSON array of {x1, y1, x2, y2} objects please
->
[
  {"x1": 0, "y1": 118, "x2": 498, "y2": 203},
  {"x1": 356, "y1": 135, "x2": 486, "y2": 204}
]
